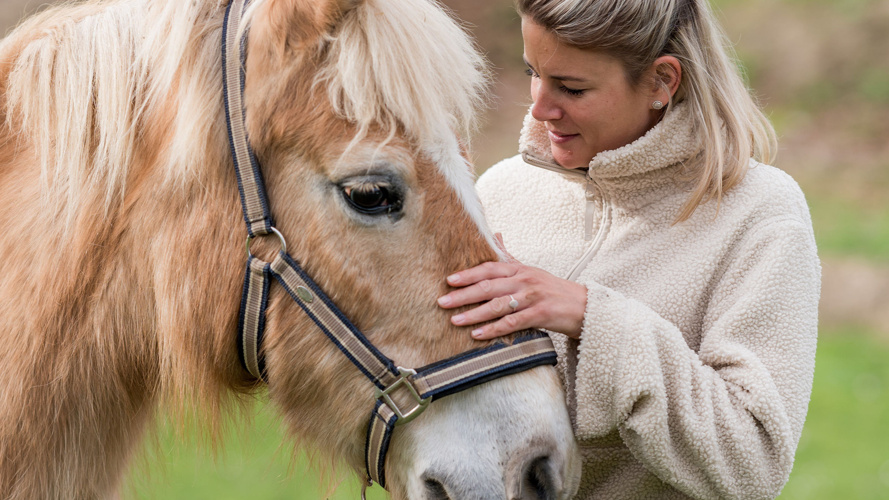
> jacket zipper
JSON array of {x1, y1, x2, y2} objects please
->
[
  {"x1": 567, "y1": 177, "x2": 610, "y2": 281},
  {"x1": 521, "y1": 153, "x2": 611, "y2": 280},
  {"x1": 583, "y1": 181, "x2": 597, "y2": 240}
]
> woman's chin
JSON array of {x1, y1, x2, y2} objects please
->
[{"x1": 550, "y1": 146, "x2": 589, "y2": 170}]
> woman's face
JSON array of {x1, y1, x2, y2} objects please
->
[{"x1": 522, "y1": 17, "x2": 659, "y2": 169}]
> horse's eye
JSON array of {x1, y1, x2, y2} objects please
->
[
  {"x1": 349, "y1": 186, "x2": 386, "y2": 208},
  {"x1": 342, "y1": 184, "x2": 401, "y2": 215}
]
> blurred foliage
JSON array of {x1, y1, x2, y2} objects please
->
[
  {"x1": 809, "y1": 193, "x2": 889, "y2": 261},
  {"x1": 859, "y1": 68, "x2": 889, "y2": 104}
]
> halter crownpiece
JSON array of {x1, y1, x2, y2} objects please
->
[{"x1": 222, "y1": 0, "x2": 558, "y2": 489}]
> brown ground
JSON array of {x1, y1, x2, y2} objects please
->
[{"x1": 2, "y1": 0, "x2": 887, "y2": 337}]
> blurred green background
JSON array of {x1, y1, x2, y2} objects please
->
[{"x1": 3, "y1": 0, "x2": 888, "y2": 498}]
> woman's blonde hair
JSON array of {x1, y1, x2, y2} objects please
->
[{"x1": 516, "y1": 0, "x2": 777, "y2": 221}]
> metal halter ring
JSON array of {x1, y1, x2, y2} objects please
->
[{"x1": 246, "y1": 227, "x2": 287, "y2": 259}]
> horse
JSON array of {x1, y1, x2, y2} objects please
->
[{"x1": 0, "y1": 0, "x2": 581, "y2": 498}]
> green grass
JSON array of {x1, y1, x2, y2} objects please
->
[
  {"x1": 123, "y1": 405, "x2": 388, "y2": 500},
  {"x1": 780, "y1": 327, "x2": 889, "y2": 499},
  {"x1": 122, "y1": 328, "x2": 889, "y2": 499}
]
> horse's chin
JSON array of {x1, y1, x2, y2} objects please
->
[{"x1": 385, "y1": 366, "x2": 581, "y2": 500}]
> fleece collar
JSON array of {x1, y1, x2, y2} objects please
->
[{"x1": 518, "y1": 102, "x2": 702, "y2": 183}]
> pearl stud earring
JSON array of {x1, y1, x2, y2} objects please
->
[{"x1": 652, "y1": 100, "x2": 664, "y2": 110}]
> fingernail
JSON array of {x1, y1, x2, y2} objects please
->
[
  {"x1": 471, "y1": 328, "x2": 484, "y2": 338},
  {"x1": 447, "y1": 274, "x2": 460, "y2": 284},
  {"x1": 452, "y1": 314, "x2": 465, "y2": 325},
  {"x1": 437, "y1": 296, "x2": 452, "y2": 306}
]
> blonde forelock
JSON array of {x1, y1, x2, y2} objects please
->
[{"x1": 314, "y1": 0, "x2": 490, "y2": 154}]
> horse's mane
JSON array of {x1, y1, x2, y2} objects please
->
[{"x1": 3, "y1": 0, "x2": 489, "y2": 225}]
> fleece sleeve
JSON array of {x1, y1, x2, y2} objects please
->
[{"x1": 572, "y1": 216, "x2": 820, "y2": 500}]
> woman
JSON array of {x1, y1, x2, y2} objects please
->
[{"x1": 437, "y1": 0, "x2": 820, "y2": 498}]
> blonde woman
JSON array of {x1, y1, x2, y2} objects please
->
[{"x1": 437, "y1": 0, "x2": 820, "y2": 498}]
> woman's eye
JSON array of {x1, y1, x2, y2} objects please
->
[
  {"x1": 525, "y1": 68, "x2": 538, "y2": 78},
  {"x1": 560, "y1": 85, "x2": 585, "y2": 97},
  {"x1": 342, "y1": 184, "x2": 401, "y2": 215}
]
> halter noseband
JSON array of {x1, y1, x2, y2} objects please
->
[{"x1": 222, "y1": 0, "x2": 558, "y2": 489}]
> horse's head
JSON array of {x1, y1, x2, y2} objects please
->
[{"x1": 237, "y1": 0, "x2": 579, "y2": 497}]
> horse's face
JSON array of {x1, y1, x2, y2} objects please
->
[{"x1": 240, "y1": 0, "x2": 580, "y2": 497}]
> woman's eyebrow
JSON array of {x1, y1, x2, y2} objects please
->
[{"x1": 523, "y1": 56, "x2": 587, "y2": 83}]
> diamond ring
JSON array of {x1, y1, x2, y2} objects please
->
[{"x1": 508, "y1": 295, "x2": 519, "y2": 311}]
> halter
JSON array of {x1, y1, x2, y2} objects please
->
[{"x1": 222, "y1": 0, "x2": 558, "y2": 490}]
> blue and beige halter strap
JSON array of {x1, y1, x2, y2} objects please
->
[{"x1": 222, "y1": 0, "x2": 558, "y2": 490}]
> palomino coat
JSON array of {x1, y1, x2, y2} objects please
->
[{"x1": 476, "y1": 104, "x2": 820, "y2": 499}]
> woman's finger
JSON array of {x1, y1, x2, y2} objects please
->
[
  {"x1": 449, "y1": 293, "x2": 524, "y2": 326},
  {"x1": 470, "y1": 308, "x2": 535, "y2": 340},
  {"x1": 446, "y1": 261, "x2": 517, "y2": 287},
  {"x1": 438, "y1": 277, "x2": 516, "y2": 309}
]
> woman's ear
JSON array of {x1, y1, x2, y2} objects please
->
[{"x1": 650, "y1": 55, "x2": 682, "y2": 102}]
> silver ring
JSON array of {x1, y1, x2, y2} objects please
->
[
  {"x1": 508, "y1": 295, "x2": 519, "y2": 311},
  {"x1": 246, "y1": 226, "x2": 287, "y2": 259}
]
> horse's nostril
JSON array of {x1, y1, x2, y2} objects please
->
[
  {"x1": 424, "y1": 477, "x2": 450, "y2": 500},
  {"x1": 522, "y1": 456, "x2": 556, "y2": 500}
]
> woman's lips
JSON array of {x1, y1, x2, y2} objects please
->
[{"x1": 548, "y1": 130, "x2": 579, "y2": 144}]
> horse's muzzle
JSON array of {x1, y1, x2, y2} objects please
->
[{"x1": 386, "y1": 367, "x2": 581, "y2": 500}]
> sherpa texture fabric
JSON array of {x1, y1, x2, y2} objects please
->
[{"x1": 476, "y1": 104, "x2": 821, "y2": 499}]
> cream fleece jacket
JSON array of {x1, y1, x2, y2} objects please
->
[{"x1": 475, "y1": 104, "x2": 820, "y2": 499}]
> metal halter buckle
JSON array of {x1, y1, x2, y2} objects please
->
[{"x1": 374, "y1": 367, "x2": 431, "y2": 425}]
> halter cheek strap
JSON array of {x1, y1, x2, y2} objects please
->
[
  {"x1": 222, "y1": 0, "x2": 273, "y2": 238},
  {"x1": 222, "y1": 0, "x2": 558, "y2": 489}
]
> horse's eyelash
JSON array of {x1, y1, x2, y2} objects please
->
[{"x1": 342, "y1": 181, "x2": 392, "y2": 191}]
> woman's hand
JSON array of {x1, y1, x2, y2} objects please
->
[{"x1": 437, "y1": 256, "x2": 588, "y2": 340}]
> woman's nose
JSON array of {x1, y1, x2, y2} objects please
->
[{"x1": 530, "y1": 85, "x2": 563, "y2": 122}]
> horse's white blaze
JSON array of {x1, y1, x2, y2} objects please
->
[
  {"x1": 427, "y1": 139, "x2": 507, "y2": 261},
  {"x1": 388, "y1": 368, "x2": 581, "y2": 499}
]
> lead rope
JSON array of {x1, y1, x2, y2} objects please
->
[{"x1": 222, "y1": 0, "x2": 559, "y2": 492}]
